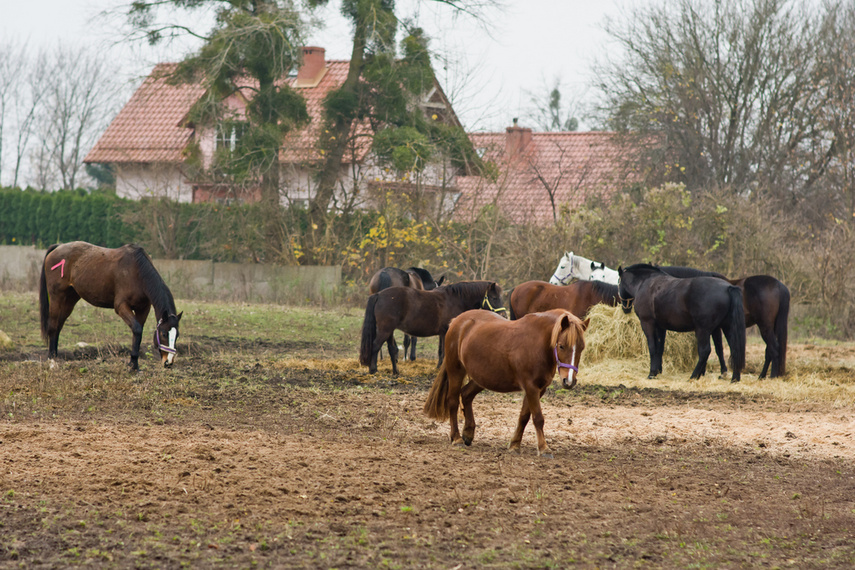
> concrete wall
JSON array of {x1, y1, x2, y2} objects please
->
[{"x1": 0, "y1": 245, "x2": 340, "y2": 304}]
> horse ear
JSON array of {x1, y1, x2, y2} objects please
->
[
  {"x1": 618, "y1": 266, "x2": 623, "y2": 275},
  {"x1": 582, "y1": 317, "x2": 590, "y2": 331},
  {"x1": 560, "y1": 314, "x2": 572, "y2": 330},
  {"x1": 436, "y1": 275, "x2": 445, "y2": 286},
  {"x1": 177, "y1": 311, "x2": 183, "y2": 322},
  {"x1": 590, "y1": 261, "x2": 596, "y2": 270}
]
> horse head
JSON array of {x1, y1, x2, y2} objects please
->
[
  {"x1": 550, "y1": 252, "x2": 574, "y2": 285},
  {"x1": 553, "y1": 311, "x2": 589, "y2": 389},
  {"x1": 617, "y1": 266, "x2": 635, "y2": 314},
  {"x1": 154, "y1": 311, "x2": 183, "y2": 367},
  {"x1": 481, "y1": 282, "x2": 508, "y2": 318}
]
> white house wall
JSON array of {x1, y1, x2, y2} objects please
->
[{"x1": 116, "y1": 164, "x2": 193, "y2": 203}]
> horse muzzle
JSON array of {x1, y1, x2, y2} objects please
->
[
  {"x1": 620, "y1": 297, "x2": 634, "y2": 314},
  {"x1": 161, "y1": 351, "x2": 176, "y2": 367},
  {"x1": 561, "y1": 371, "x2": 577, "y2": 390}
]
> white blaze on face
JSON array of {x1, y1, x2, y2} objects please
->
[
  {"x1": 166, "y1": 327, "x2": 177, "y2": 365},
  {"x1": 561, "y1": 345, "x2": 577, "y2": 388}
]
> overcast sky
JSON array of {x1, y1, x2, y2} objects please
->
[{"x1": 1, "y1": 0, "x2": 635, "y2": 132}]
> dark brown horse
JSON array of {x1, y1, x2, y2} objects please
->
[
  {"x1": 359, "y1": 281, "x2": 505, "y2": 375},
  {"x1": 660, "y1": 267, "x2": 789, "y2": 378},
  {"x1": 509, "y1": 280, "x2": 619, "y2": 320},
  {"x1": 39, "y1": 241, "x2": 183, "y2": 370},
  {"x1": 618, "y1": 264, "x2": 746, "y2": 382},
  {"x1": 424, "y1": 309, "x2": 588, "y2": 458},
  {"x1": 367, "y1": 266, "x2": 445, "y2": 361}
]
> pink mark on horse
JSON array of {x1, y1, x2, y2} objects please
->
[{"x1": 51, "y1": 259, "x2": 66, "y2": 278}]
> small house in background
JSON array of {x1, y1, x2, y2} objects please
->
[
  {"x1": 84, "y1": 47, "x2": 464, "y2": 212},
  {"x1": 455, "y1": 120, "x2": 640, "y2": 225}
]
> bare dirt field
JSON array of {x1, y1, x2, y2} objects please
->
[{"x1": 2, "y1": 313, "x2": 855, "y2": 568}]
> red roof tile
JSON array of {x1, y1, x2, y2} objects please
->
[
  {"x1": 85, "y1": 60, "x2": 369, "y2": 166},
  {"x1": 454, "y1": 130, "x2": 639, "y2": 225},
  {"x1": 85, "y1": 64, "x2": 205, "y2": 164}
]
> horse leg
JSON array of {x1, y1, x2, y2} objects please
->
[
  {"x1": 115, "y1": 302, "x2": 145, "y2": 371},
  {"x1": 756, "y1": 323, "x2": 779, "y2": 379},
  {"x1": 515, "y1": 386, "x2": 553, "y2": 458},
  {"x1": 640, "y1": 322, "x2": 661, "y2": 378},
  {"x1": 47, "y1": 289, "x2": 80, "y2": 359},
  {"x1": 508, "y1": 393, "x2": 531, "y2": 454},
  {"x1": 444, "y1": 364, "x2": 466, "y2": 446},
  {"x1": 384, "y1": 332, "x2": 400, "y2": 375},
  {"x1": 654, "y1": 327, "x2": 667, "y2": 376},
  {"x1": 712, "y1": 328, "x2": 728, "y2": 377},
  {"x1": 406, "y1": 335, "x2": 418, "y2": 361},
  {"x1": 460, "y1": 382, "x2": 484, "y2": 446},
  {"x1": 436, "y1": 331, "x2": 446, "y2": 369},
  {"x1": 691, "y1": 331, "x2": 712, "y2": 379}
]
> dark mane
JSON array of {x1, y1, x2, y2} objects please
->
[
  {"x1": 132, "y1": 246, "x2": 177, "y2": 319},
  {"x1": 591, "y1": 280, "x2": 619, "y2": 299},
  {"x1": 407, "y1": 267, "x2": 435, "y2": 285},
  {"x1": 440, "y1": 280, "x2": 491, "y2": 300},
  {"x1": 661, "y1": 266, "x2": 727, "y2": 279},
  {"x1": 623, "y1": 263, "x2": 664, "y2": 275}
]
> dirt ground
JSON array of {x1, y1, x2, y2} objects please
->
[{"x1": 1, "y1": 341, "x2": 855, "y2": 568}]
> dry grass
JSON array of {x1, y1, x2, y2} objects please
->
[{"x1": 583, "y1": 304, "x2": 698, "y2": 370}]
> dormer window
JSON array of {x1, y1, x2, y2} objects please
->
[{"x1": 215, "y1": 121, "x2": 247, "y2": 153}]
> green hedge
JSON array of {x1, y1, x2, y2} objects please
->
[{"x1": 0, "y1": 188, "x2": 134, "y2": 248}]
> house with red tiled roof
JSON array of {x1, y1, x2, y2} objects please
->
[
  {"x1": 84, "y1": 47, "x2": 463, "y2": 208},
  {"x1": 455, "y1": 121, "x2": 640, "y2": 225}
]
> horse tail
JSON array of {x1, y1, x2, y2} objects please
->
[
  {"x1": 378, "y1": 271, "x2": 392, "y2": 291},
  {"x1": 507, "y1": 287, "x2": 517, "y2": 320},
  {"x1": 359, "y1": 295, "x2": 380, "y2": 366},
  {"x1": 423, "y1": 360, "x2": 451, "y2": 421},
  {"x1": 727, "y1": 286, "x2": 746, "y2": 373},
  {"x1": 776, "y1": 285, "x2": 790, "y2": 376},
  {"x1": 39, "y1": 244, "x2": 60, "y2": 342}
]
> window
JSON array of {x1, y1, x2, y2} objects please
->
[{"x1": 215, "y1": 121, "x2": 247, "y2": 153}]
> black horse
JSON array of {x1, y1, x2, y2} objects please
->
[
  {"x1": 39, "y1": 241, "x2": 182, "y2": 370},
  {"x1": 368, "y1": 266, "x2": 445, "y2": 361},
  {"x1": 660, "y1": 266, "x2": 789, "y2": 378},
  {"x1": 359, "y1": 281, "x2": 505, "y2": 375},
  {"x1": 618, "y1": 264, "x2": 746, "y2": 382}
]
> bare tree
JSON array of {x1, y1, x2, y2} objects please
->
[
  {"x1": 32, "y1": 44, "x2": 119, "y2": 190},
  {"x1": 594, "y1": 0, "x2": 827, "y2": 203},
  {"x1": 524, "y1": 77, "x2": 581, "y2": 132},
  {"x1": 11, "y1": 49, "x2": 49, "y2": 188},
  {"x1": 0, "y1": 41, "x2": 27, "y2": 186}
]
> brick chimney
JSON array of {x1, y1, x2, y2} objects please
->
[
  {"x1": 505, "y1": 118, "x2": 532, "y2": 159},
  {"x1": 296, "y1": 46, "x2": 327, "y2": 87}
]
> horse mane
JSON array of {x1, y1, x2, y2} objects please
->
[
  {"x1": 549, "y1": 311, "x2": 584, "y2": 348},
  {"x1": 623, "y1": 263, "x2": 664, "y2": 274},
  {"x1": 407, "y1": 267, "x2": 434, "y2": 285},
  {"x1": 441, "y1": 280, "x2": 491, "y2": 299},
  {"x1": 132, "y1": 246, "x2": 177, "y2": 318},
  {"x1": 590, "y1": 280, "x2": 619, "y2": 299},
  {"x1": 661, "y1": 265, "x2": 728, "y2": 279}
]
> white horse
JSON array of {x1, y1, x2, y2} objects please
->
[
  {"x1": 550, "y1": 251, "x2": 619, "y2": 285},
  {"x1": 589, "y1": 261, "x2": 619, "y2": 285}
]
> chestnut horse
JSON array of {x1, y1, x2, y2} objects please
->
[
  {"x1": 424, "y1": 309, "x2": 589, "y2": 458},
  {"x1": 368, "y1": 266, "x2": 444, "y2": 361},
  {"x1": 509, "y1": 279, "x2": 619, "y2": 320},
  {"x1": 39, "y1": 241, "x2": 182, "y2": 370},
  {"x1": 359, "y1": 281, "x2": 505, "y2": 375}
]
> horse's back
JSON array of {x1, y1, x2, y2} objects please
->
[
  {"x1": 512, "y1": 280, "x2": 594, "y2": 319},
  {"x1": 368, "y1": 267, "x2": 410, "y2": 294},
  {"x1": 44, "y1": 242, "x2": 145, "y2": 308}
]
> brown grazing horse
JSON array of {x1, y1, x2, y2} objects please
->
[
  {"x1": 39, "y1": 241, "x2": 183, "y2": 370},
  {"x1": 424, "y1": 309, "x2": 589, "y2": 458},
  {"x1": 359, "y1": 281, "x2": 505, "y2": 375},
  {"x1": 367, "y1": 266, "x2": 445, "y2": 361},
  {"x1": 509, "y1": 280, "x2": 619, "y2": 320}
]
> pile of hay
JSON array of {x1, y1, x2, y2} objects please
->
[
  {"x1": 0, "y1": 330, "x2": 12, "y2": 350},
  {"x1": 582, "y1": 304, "x2": 698, "y2": 372}
]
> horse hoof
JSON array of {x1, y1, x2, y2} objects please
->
[
  {"x1": 452, "y1": 438, "x2": 466, "y2": 447},
  {"x1": 538, "y1": 452, "x2": 554, "y2": 459},
  {"x1": 462, "y1": 436, "x2": 472, "y2": 446},
  {"x1": 730, "y1": 378, "x2": 740, "y2": 384}
]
